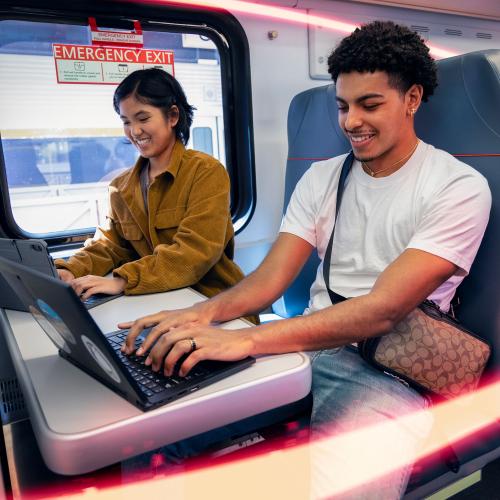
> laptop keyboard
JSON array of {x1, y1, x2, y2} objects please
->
[
  {"x1": 105, "y1": 330, "x2": 211, "y2": 399},
  {"x1": 82, "y1": 293, "x2": 114, "y2": 308}
]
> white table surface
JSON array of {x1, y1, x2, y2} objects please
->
[{"x1": 1, "y1": 288, "x2": 311, "y2": 475}]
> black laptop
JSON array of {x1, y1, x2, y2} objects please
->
[
  {"x1": 0, "y1": 238, "x2": 120, "y2": 311},
  {"x1": 0, "y1": 256, "x2": 255, "y2": 411}
]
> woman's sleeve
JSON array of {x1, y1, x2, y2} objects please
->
[{"x1": 113, "y1": 162, "x2": 232, "y2": 294}]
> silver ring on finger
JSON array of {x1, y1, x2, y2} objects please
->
[{"x1": 188, "y1": 337, "x2": 197, "y2": 353}]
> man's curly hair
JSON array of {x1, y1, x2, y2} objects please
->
[{"x1": 327, "y1": 21, "x2": 437, "y2": 102}]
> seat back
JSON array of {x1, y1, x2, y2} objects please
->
[
  {"x1": 272, "y1": 85, "x2": 349, "y2": 317},
  {"x1": 415, "y1": 49, "x2": 500, "y2": 372}
]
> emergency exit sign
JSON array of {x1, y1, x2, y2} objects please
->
[{"x1": 53, "y1": 44, "x2": 174, "y2": 84}]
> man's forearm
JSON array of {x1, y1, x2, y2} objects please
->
[
  {"x1": 244, "y1": 249, "x2": 458, "y2": 355},
  {"x1": 245, "y1": 291, "x2": 397, "y2": 355}
]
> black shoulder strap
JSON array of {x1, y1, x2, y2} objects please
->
[{"x1": 322, "y1": 151, "x2": 354, "y2": 305}]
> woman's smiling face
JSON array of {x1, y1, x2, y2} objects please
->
[{"x1": 119, "y1": 94, "x2": 179, "y2": 162}]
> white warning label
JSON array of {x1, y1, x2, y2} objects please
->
[{"x1": 91, "y1": 30, "x2": 144, "y2": 46}]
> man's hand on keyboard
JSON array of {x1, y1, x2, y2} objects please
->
[
  {"x1": 143, "y1": 324, "x2": 253, "y2": 377},
  {"x1": 119, "y1": 304, "x2": 213, "y2": 356},
  {"x1": 71, "y1": 275, "x2": 126, "y2": 301}
]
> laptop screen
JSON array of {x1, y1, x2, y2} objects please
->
[
  {"x1": 0, "y1": 238, "x2": 57, "y2": 311},
  {"x1": 0, "y1": 256, "x2": 140, "y2": 401}
]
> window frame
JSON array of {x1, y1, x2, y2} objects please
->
[{"x1": 0, "y1": 0, "x2": 256, "y2": 249}]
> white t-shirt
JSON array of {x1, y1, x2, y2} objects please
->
[{"x1": 280, "y1": 141, "x2": 491, "y2": 314}]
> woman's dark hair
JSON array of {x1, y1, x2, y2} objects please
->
[
  {"x1": 327, "y1": 21, "x2": 437, "y2": 102},
  {"x1": 113, "y1": 68, "x2": 195, "y2": 144}
]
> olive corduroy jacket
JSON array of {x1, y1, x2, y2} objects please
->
[{"x1": 55, "y1": 141, "x2": 248, "y2": 303}]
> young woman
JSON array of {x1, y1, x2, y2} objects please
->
[{"x1": 55, "y1": 68, "x2": 247, "y2": 304}]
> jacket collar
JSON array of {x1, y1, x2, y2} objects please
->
[
  {"x1": 161, "y1": 139, "x2": 185, "y2": 179},
  {"x1": 127, "y1": 139, "x2": 185, "y2": 184}
]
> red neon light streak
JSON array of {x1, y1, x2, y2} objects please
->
[
  {"x1": 133, "y1": 0, "x2": 356, "y2": 33},
  {"x1": 41, "y1": 377, "x2": 499, "y2": 499},
  {"x1": 134, "y1": 0, "x2": 459, "y2": 59}
]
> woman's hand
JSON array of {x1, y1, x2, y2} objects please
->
[
  {"x1": 57, "y1": 269, "x2": 75, "y2": 283},
  {"x1": 71, "y1": 275, "x2": 126, "y2": 300},
  {"x1": 119, "y1": 304, "x2": 213, "y2": 355}
]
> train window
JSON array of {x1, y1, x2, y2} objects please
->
[
  {"x1": 192, "y1": 127, "x2": 214, "y2": 157},
  {"x1": 0, "y1": 10, "x2": 254, "y2": 239}
]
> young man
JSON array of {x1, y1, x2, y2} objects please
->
[{"x1": 120, "y1": 22, "x2": 491, "y2": 498}]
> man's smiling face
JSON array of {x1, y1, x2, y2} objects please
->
[{"x1": 336, "y1": 71, "x2": 416, "y2": 168}]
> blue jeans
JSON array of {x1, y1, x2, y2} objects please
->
[{"x1": 309, "y1": 346, "x2": 433, "y2": 499}]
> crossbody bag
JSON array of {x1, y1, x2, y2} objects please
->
[{"x1": 323, "y1": 151, "x2": 491, "y2": 401}]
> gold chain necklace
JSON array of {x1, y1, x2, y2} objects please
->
[{"x1": 362, "y1": 140, "x2": 419, "y2": 177}]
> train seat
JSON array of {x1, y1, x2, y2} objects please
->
[
  {"x1": 406, "y1": 48, "x2": 500, "y2": 498},
  {"x1": 272, "y1": 84, "x2": 349, "y2": 317},
  {"x1": 274, "y1": 49, "x2": 500, "y2": 497}
]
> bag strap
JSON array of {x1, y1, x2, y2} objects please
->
[{"x1": 322, "y1": 151, "x2": 354, "y2": 305}]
